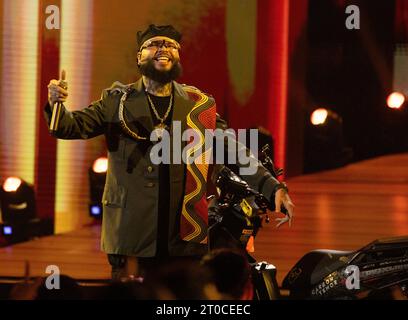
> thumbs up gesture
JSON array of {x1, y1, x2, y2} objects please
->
[{"x1": 47, "y1": 70, "x2": 68, "y2": 105}]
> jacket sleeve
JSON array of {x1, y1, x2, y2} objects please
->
[
  {"x1": 43, "y1": 89, "x2": 109, "y2": 140},
  {"x1": 213, "y1": 113, "x2": 281, "y2": 201}
]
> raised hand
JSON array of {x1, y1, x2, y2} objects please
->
[{"x1": 47, "y1": 70, "x2": 68, "y2": 105}]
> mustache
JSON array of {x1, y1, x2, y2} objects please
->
[
  {"x1": 138, "y1": 59, "x2": 182, "y2": 84},
  {"x1": 154, "y1": 52, "x2": 172, "y2": 60}
]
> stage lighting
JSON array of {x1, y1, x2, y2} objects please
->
[
  {"x1": 89, "y1": 204, "x2": 102, "y2": 218},
  {"x1": 0, "y1": 178, "x2": 53, "y2": 246},
  {"x1": 92, "y1": 157, "x2": 108, "y2": 173},
  {"x1": 2, "y1": 225, "x2": 13, "y2": 236},
  {"x1": 3, "y1": 177, "x2": 22, "y2": 192},
  {"x1": 310, "y1": 108, "x2": 328, "y2": 125},
  {"x1": 387, "y1": 92, "x2": 405, "y2": 109},
  {"x1": 88, "y1": 156, "x2": 108, "y2": 219},
  {"x1": 0, "y1": 177, "x2": 36, "y2": 223},
  {"x1": 310, "y1": 108, "x2": 343, "y2": 126},
  {"x1": 305, "y1": 108, "x2": 353, "y2": 173}
]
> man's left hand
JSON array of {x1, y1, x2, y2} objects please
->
[{"x1": 274, "y1": 188, "x2": 295, "y2": 228}]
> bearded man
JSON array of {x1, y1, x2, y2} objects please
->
[{"x1": 45, "y1": 24, "x2": 294, "y2": 280}]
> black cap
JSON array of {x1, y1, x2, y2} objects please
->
[{"x1": 137, "y1": 24, "x2": 182, "y2": 47}]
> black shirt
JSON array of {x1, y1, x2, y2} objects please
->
[{"x1": 146, "y1": 93, "x2": 173, "y2": 257}]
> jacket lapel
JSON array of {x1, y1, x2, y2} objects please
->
[
  {"x1": 169, "y1": 83, "x2": 195, "y2": 187},
  {"x1": 171, "y1": 81, "x2": 195, "y2": 131},
  {"x1": 124, "y1": 78, "x2": 154, "y2": 135},
  {"x1": 124, "y1": 79, "x2": 194, "y2": 135}
]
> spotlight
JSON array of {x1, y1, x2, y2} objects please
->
[
  {"x1": 88, "y1": 156, "x2": 107, "y2": 219},
  {"x1": 305, "y1": 108, "x2": 353, "y2": 173},
  {"x1": 3, "y1": 177, "x2": 22, "y2": 192},
  {"x1": 310, "y1": 108, "x2": 329, "y2": 125},
  {"x1": 0, "y1": 177, "x2": 36, "y2": 223},
  {"x1": 387, "y1": 92, "x2": 405, "y2": 109},
  {"x1": 89, "y1": 204, "x2": 102, "y2": 218},
  {"x1": 0, "y1": 177, "x2": 52, "y2": 246},
  {"x1": 92, "y1": 157, "x2": 108, "y2": 173},
  {"x1": 310, "y1": 108, "x2": 343, "y2": 126},
  {"x1": 2, "y1": 225, "x2": 13, "y2": 236}
]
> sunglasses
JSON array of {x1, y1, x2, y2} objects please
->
[{"x1": 140, "y1": 39, "x2": 180, "y2": 51}]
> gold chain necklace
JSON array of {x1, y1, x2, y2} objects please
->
[
  {"x1": 145, "y1": 90, "x2": 173, "y2": 140},
  {"x1": 118, "y1": 85, "x2": 173, "y2": 141},
  {"x1": 145, "y1": 90, "x2": 173, "y2": 127}
]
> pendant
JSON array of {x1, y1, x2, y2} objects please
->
[{"x1": 153, "y1": 123, "x2": 168, "y2": 141}]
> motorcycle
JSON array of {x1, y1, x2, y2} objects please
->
[
  {"x1": 207, "y1": 145, "x2": 408, "y2": 300},
  {"x1": 207, "y1": 144, "x2": 289, "y2": 300},
  {"x1": 282, "y1": 236, "x2": 408, "y2": 299}
]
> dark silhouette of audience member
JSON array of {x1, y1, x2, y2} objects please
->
[
  {"x1": 9, "y1": 275, "x2": 83, "y2": 300},
  {"x1": 36, "y1": 275, "x2": 83, "y2": 300},
  {"x1": 201, "y1": 248, "x2": 253, "y2": 300},
  {"x1": 92, "y1": 278, "x2": 174, "y2": 300},
  {"x1": 365, "y1": 284, "x2": 408, "y2": 300},
  {"x1": 144, "y1": 259, "x2": 222, "y2": 300}
]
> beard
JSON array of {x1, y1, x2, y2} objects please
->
[{"x1": 138, "y1": 59, "x2": 183, "y2": 84}]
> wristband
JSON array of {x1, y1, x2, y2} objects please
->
[{"x1": 273, "y1": 182, "x2": 288, "y2": 194}]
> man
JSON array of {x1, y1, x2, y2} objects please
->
[{"x1": 46, "y1": 24, "x2": 294, "y2": 280}]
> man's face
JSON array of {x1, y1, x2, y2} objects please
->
[{"x1": 138, "y1": 36, "x2": 180, "y2": 72}]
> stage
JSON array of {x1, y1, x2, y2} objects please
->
[{"x1": 1, "y1": 153, "x2": 408, "y2": 285}]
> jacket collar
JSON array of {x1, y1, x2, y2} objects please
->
[{"x1": 125, "y1": 78, "x2": 194, "y2": 134}]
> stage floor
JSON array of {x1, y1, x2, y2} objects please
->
[{"x1": 1, "y1": 153, "x2": 408, "y2": 285}]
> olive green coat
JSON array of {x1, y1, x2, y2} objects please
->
[{"x1": 44, "y1": 79, "x2": 279, "y2": 257}]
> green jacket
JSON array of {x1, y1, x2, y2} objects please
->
[{"x1": 44, "y1": 79, "x2": 280, "y2": 257}]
